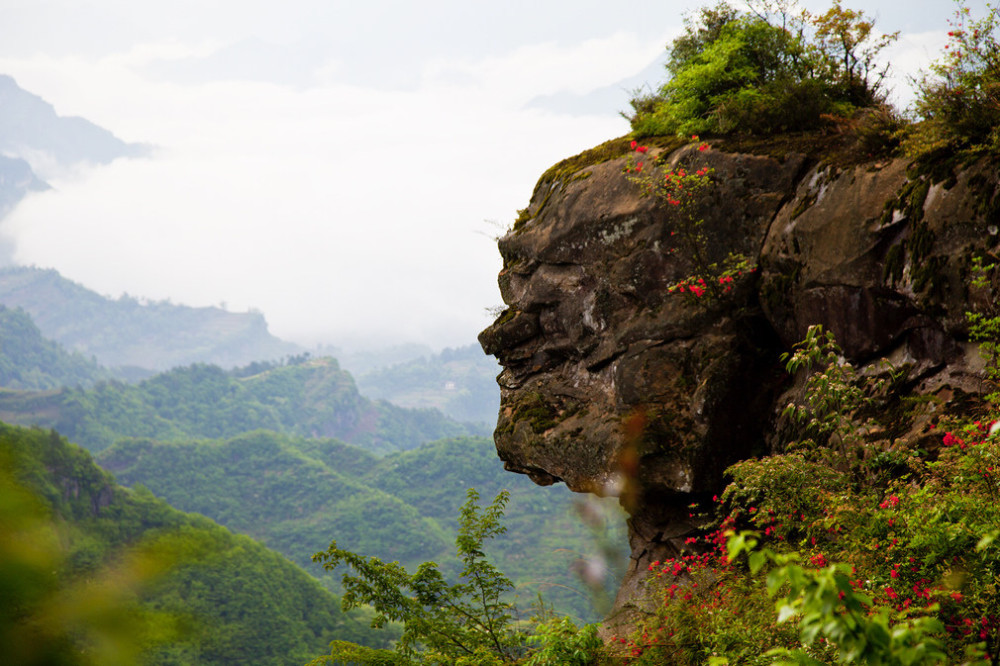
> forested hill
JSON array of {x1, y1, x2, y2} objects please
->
[
  {"x1": 0, "y1": 421, "x2": 388, "y2": 664},
  {"x1": 0, "y1": 304, "x2": 108, "y2": 389},
  {"x1": 0, "y1": 355, "x2": 486, "y2": 455},
  {"x1": 97, "y1": 433, "x2": 628, "y2": 623},
  {"x1": 0, "y1": 266, "x2": 302, "y2": 375}
]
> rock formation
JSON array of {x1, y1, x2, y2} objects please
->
[{"x1": 479, "y1": 134, "x2": 1000, "y2": 622}]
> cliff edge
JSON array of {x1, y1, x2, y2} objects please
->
[{"x1": 479, "y1": 133, "x2": 999, "y2": 623}]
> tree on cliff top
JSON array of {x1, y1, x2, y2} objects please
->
[{"x1": 627, "y1": 0, "x2": 897, "y2": 137}]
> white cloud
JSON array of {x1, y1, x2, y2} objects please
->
[
  {"x1": 422, "y1": 31, "x2": 667, "y2": 101},
  {"x1": 0, "y1": 37, "x2": 632, "y2": 350}
]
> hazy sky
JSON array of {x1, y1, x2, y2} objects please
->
[{"x1": 0, "y1": 0, "x2": 975, "y2": 350}]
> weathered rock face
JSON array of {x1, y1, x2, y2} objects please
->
[{"x1": 479, "y1": 136, "x2": 1000, "y2": 619}]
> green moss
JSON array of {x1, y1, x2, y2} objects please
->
[
  {"x1": 759, "y1": 263, "x2": 802, "y2": 315},
  {"x1": 510, "y1": 392, "x2": 560, "y2": 435},
  {"x1": 912, "y1": 255, "x2": 948, "y2": 295},
  {"x1": 513, "y1": 207, "x2": 532, "y2": 229},
  {"x1": 513, "y1": 135, "x2": 689, "y2": 234},
  {"x1": 533, "y1": 136, "x2": 636, "y2": 197},
  {"x1": 789, "y1": 192, "x2": 818, "y2": 220},
  {"x1": 910, "y1": 221, "x2": 936, "y2": 262},
  {"x1": 881, "y1": 177, "x2": 931, "y2": 228},
  {"x1": 905, "y1": 180, "x2": 931, "y2": 223},
  {"x1": 905, "y1": 143, "x2": 971, "y2": 189},
  {"x1": 968, "y1": 171, "x2": 1000, "y2": 220},
  {"x1": 494, "y1": 308, "x2": 517, "y2": 327},
  {"x1": 883, "y1": 242, "x2": 905, "y2": 285},
  {"x1": 879, "y1": 178, "x2": 936, "y2": 263}
]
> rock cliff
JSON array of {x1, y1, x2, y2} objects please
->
[{"x1": 479, "y1": 134, "x2": 1000, "y2": 621}]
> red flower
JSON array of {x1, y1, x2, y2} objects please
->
[
  {"x1": 630, "y1": 140, "x2": 637, "y2": 149},
  {"x1": 637, "y1": 145, "x2": 648, "y2": 153}
]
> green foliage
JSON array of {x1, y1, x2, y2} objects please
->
[
  {"x1": 727, "y1": 533, "x2": 953, "y2": 666},
  {"x1": 622, "y1": 325, "x2": 1000, "y2": 665},
  {"x1": 0, "y1": 305, "x2": 107, "y2": 390},
  {"x1": 0, "y1": 452, "x2": 178, "y2": 666},
  {"x1": 629, "y1": 1, "x2": 897, "y2": 137},
  {"x1": 98, "y1": 433, "x2": 629, "y2": 624},
  {"x1": 0, "y1": 357, "x2": 482, "y2": 455},
  {"x1": 909, "y1": 0, "x2": 1000, "y2": 155},
  {"x1": 967, "y1": 256, "x2": 1000, "y2": 402},
  {"x1": 523, "y1": 616, "x2": 605, "y2": 666},
  {"x1": 313, "y1": 489, "x2": 525, "y2": 663},
  {"x1": 0, "y1": 422, "x2": 384, "y2": 664},
  {"x1": 306, "y1": 640, "x2": 410, "y2": 665},
  {"x1": 779, "y1": 324, "x2": 900, "y2": 473},
  {"x1": 99, "y1": 431, "x2": 451, "y2": 572}
]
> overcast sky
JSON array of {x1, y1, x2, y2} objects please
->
[{"x1": 0, "y1": 0, "x2": 977, "y2": 351}]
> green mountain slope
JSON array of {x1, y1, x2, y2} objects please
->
[
  {"x1": 0, "y1": 422, "x2": 387, "y2": 664},
  {"x1": 99, "y1": 430, "x2": 451, "y2": 570},
  {"x1": 0, "y1": 304, "x2": 108, "y2": 389},
  {"x1": 0, "y1": 356, "x2": 485, "y2": 454},
  {"x1": 98, "y1": 433, "x2": 629, "y2": 623}
]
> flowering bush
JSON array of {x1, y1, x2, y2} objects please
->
[
  {"x1": 617, "y1": 324, "x2": 1000, "y2": 665},
  {"x1": 624, "y1": 138, "x2": 755, "y2": 304},
  {"x1": 909, "y1": 0, "x2": 1000, "y2": 154}
]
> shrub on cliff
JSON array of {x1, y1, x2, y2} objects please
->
[
  {"x1": 628, "y1": 1, "x2": 897, "y2": 137},
  {"x1": 908, "y1": 0, "x2": 1000, "y2": 155},
  {"x1": 616, "y1": 326, "x2": 1000, "y2": 665}
]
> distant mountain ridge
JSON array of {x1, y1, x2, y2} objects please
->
[
  {"x1": 0, "y1": 353, "x2": 485, "y2": 455},
  {"x1": 0, "y1": 266, "x2": 303, "y2": 374},
  {"x1": 0, "y1": 74, "x2": 148, "y2": 220},
  {"x1": 0, "y1": 74, "x2": 149, "y2": 169}
]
